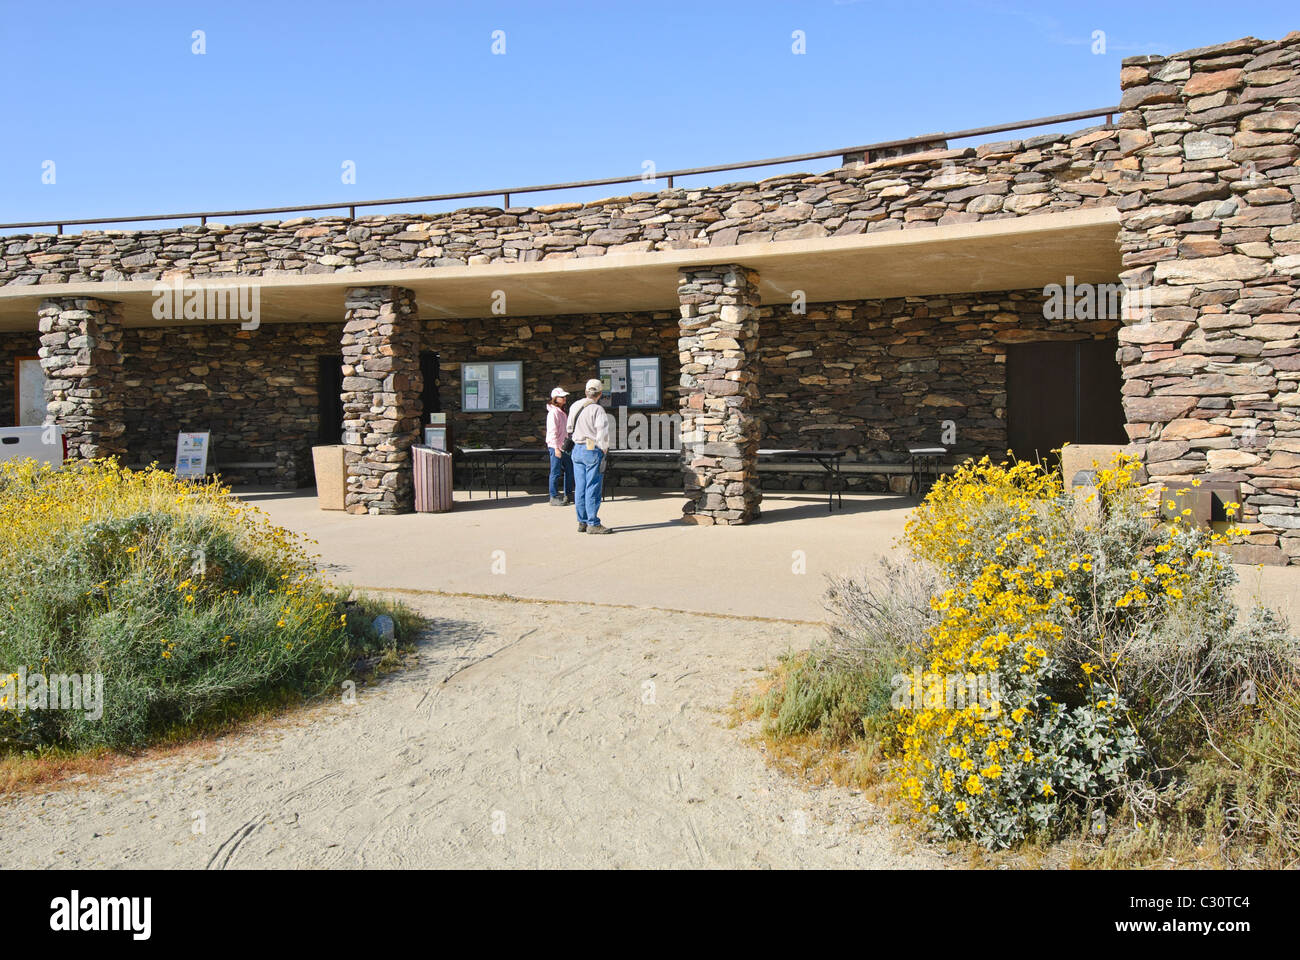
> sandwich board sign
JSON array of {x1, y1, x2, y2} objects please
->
[{"x1": 175, "y1": 432, "x2": 210, "y2": 481}]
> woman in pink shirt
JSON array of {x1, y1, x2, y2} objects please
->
[{"x1": 546, "y1": 386, "x2": 575, "y2": 505}]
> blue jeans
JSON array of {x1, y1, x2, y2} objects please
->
[
  {"x1": 549, "y1": 449, "x2": 574, "y2": 499},
  {"x1": 571, "y1": 445, "x2": 604, "y2": 526}
]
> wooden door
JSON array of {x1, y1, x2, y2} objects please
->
[{"x1": 1007, "y1": 340, "x2": 1125, "y2": 464}]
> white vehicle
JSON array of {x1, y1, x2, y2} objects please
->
[{"x1": 0, "y1": 425, "x2": 67, "y2": 467}]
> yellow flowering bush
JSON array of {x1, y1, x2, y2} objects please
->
[
  {"x1": 0, "y1": 459, "x2": 413, "y2": 751},
  {"x1": 894, "y1": 453, "x2": 1294, "y2": 848}
]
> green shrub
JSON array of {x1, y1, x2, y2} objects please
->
[
  {"x1": 0, "y1": 459, "x2": 418, "y2": 752},
  {"x1": 751, "y1": 559, "x2": 929, "y2": 753}
]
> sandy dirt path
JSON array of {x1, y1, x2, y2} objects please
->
[{"x1": 0, "y1": 595, "x2": 945, "y2": 869}]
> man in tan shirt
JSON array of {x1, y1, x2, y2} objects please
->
[{"x1": 567, "y1": 378, "x2": 613, "y2": 534}]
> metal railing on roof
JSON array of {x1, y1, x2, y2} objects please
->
[{"x1": 0, "y1": 106, "x2": 1119, "y2": 235}]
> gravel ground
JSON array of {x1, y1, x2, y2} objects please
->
[{"x1": 0, "y1": 594, "x2": 946, "y2": 869}]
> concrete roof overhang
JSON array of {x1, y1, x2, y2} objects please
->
[{"x1": 0, "y1": 207, "x2": 1121, "y2": 332}]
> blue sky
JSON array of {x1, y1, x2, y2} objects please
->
[{"x1": 1, "y1": 0, "x2": 1296, "y2": 231}]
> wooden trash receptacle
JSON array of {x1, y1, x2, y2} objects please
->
[{"x1": 413, "y1": 445, "x2": 453, "y2": 513}]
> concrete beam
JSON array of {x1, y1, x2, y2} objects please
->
[{"x1": 0, "y1": 208, "x2": 1122, "y2": 331}]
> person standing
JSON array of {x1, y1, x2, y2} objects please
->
[
  {"x1": 568, "y1": 378, "x2": 613, "y2": 534},
  {"x1": 545, "y1": 386, "x2": 575, "y2": 506}
]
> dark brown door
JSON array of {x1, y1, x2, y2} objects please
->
[
  {"x1": 1078, "y1": 341, "x2": 1126, "y2": 445},
  {"x1": 1007, "y1": 340, "x2": 1125, "y2": 464},
  {"x1": 420, "y1": 351, "x2": 441, "y2": 421},
  {"x1": 317, "y1": 355, "x2": 344, "y2": 444}
]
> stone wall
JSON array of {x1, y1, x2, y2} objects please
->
[
  {"x1": 434, "y1": 310, "x2": 682, "y2": 449},
  {"x1": 0, "y1": 124, "x2": 1128, "y2": 287},
  {"x1": 341, "y1": 287, "x2": 423, "y2": 515},
  {"x1": 1116, "y1": 33, "x2": 1300, "y2": 564},
  {"x1": 120, "y1": 322, "x2": 340, "y2": 487},
  {"x1": 678, "y1": 266, "x2": 764, "y2": 524},
  {"x1": 5, "y1": 291, "x2": 1120, "y2": 494},
  {"x1": 757, "y1": 289, "x2": 1119, "y2": 468},
  {"x1": 428, "y1": 289, "x2": 1118, "y2": 491}
]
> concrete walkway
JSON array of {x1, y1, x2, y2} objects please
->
[
  {"x1": 251, "y1": 488, "x2": 910, "y2": 622},
  {"x1": 250, "y1": 487, "x2": 1300, "y2": 625}
]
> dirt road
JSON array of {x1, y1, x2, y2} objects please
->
[{"x1": 0, "y1": 595, "x2": 943, "y2": 869}]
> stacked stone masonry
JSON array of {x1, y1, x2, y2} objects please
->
[
  {"x1": 120, "y1": 322, "x2": 340, "y2": 487},
  {"x1": 678, "y1": 266, "x2": 764, "y2": 524},
  {"x1": 340, "y1": 287, "x2": 423, "y2": 515},
  {"x1": 3, "y1": 288, "x2": 1108, "y2": 490},
  {"x1": 1, "y1": 126, "x2": 1136, "y2": 285},
  {"x1": 1117, "y1": 34, "x2": 1300, "y2": 565},
  {"x1": 37, "y1": 298, "x2": 126, "y2": 460}
]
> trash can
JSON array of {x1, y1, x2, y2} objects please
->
[
  {"x1": 413, "y1": 445, "x2": 453, "y2": 513},
  {"x1": 312, "y1": 445, "x2": 346, "y2": 511}
]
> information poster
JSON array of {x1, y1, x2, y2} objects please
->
[
  {"x1": 628, "y1": 357, "x2": 661, "y2": 408},
  {"x1": 598, "y1": 358, "x2": 628, "y2": 408},
  {"x1": 424, "y1": 426, "x2": 448, "y2": 450},
  {"x1": 462, "y1": 363, "x2": 491, "y2": 411},
  {"x1": 17, "y1": 357, "x2": 45, "y2": 426},
  {"x1": 175, "y1": 432, "x2": 210, "y2": 481}
]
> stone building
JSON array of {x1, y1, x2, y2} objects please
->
[{"x1": 0, "y1": 32, "x2": 1298, "y2": 559}]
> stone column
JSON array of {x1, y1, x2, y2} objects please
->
[
  {"x1": 1116, "y1": 33, "x2": 1300, "y2": 564},
  {"x1": 37, "y1": 297, "x2": 126, "y2": 461},
  {"x1": 677, "y1": 265, "x2": 762, "y2": 524},
  {"x1": 341, "y1": 286, "x2": 423, "y2": 515}
]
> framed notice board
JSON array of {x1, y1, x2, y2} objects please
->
[
  {"x1": 461, "y1": 361, "x2": 523, "y2": 412},
  {"x1": 597, "y1": 356, "x2": 661, "y2": 409},
  {"x1": 15, "y1": 356, "x2": 44, "y2": 426}
]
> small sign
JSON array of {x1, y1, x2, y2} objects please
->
[
  {"x1": 424, "y1": 426, "x2": 448, "y2": 451},
  {"x1": 175, "y1": 432, "x2": 210, "y2": 480}
]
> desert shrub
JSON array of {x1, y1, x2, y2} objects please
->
[
  {"x1": 751, "y1": 558, "x2": 937, "y2": 751},
  {"x1": 0, "y1": 459, "x2": 417, "y2": 751},
  {"x1": 892, "y1": 453, "x2": 1298, "y2": 849},
  {"x1": 755, "y1": 652, "x2": 895, "y2": 746}
]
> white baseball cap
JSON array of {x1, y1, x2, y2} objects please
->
[
  {"x1": 550, "y1": 386, "x2": 569, "y2": 398},
  {"x1": 585, "y1": 378, "x2": 603, "y2": 393}
]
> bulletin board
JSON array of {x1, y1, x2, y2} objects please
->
[
  {"x1": 461, "y1": 361, "x2": 523, "y2": 412},
  {"x1": 597, "y1": 356, "x2": 661, "y2": 409},
  {"x1": 15, "y1": 357, "x2": 44, "y2": 426}
]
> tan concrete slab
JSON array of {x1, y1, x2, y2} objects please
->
[
  {"x1": 248, "y1": 486, "x2": 1300, "y2": 625},
  {"x1": 0, "y1": 208, "x2": 1122, "y2": 330}
]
